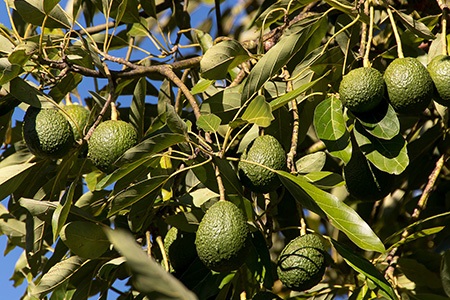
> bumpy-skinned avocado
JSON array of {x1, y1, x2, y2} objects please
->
[
  {"x1": 277, "y1": 234, "x2": 327, "y2": 292},
  {"x1": 87, "y1": 120, "x2": 138, "y2": 172},
  {"x1": 428, "y1": 54, "x2": 450, "y2": 106},
  {"x1": 164, "y1": 227, "x2": 198, "y2": 273},
  {"x1": 195, "y1": 201, "x2": 250, "y2": 272},
  {"x1": 64, "y1": 104, "x2": 90, "y2": 141},
  {"x1": 384, "y1": 57, "x2": 433, "y2": 114},
  {"x1": 238, "y1": 135, "x2": 286, "y2": 193},
  {"x1": 22, "y1": 106, "x2": 74, "y2": 159},
  {"x1": 339, "y1": 67, "x2": 386, "y2": 113}
]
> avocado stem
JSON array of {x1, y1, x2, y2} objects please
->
[
  {"x1": 363, "y1": 4, "x2": 375, "y2": 68},
  {"x1": 387, "y1": 7, "x2": 404, "y2": 58},
  {"x1": 442, "y1": 7, "x2": 448, "y2": 55},
  {"x1": 110, "y1": 102, "x2": 118, "y2": 121}
]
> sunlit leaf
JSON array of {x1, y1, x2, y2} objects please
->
[
  {"x1": 105, "y1": 228, "x2": 198, "y2": 299},
  {"x1": 15, "y1": 0, "x2": 72, "y2": 28},
  {"x1": 51, "y1": 182, "x2": 76, "y2": 242},
  {"x1": 0, "y1": 58, "x2": 22, "y2": 85},
  {"x1": 241, "y1": 95, "x2": 274, "y2": 127},
  {"x1": 277, "y1": 171, "x2": 385, "y2": 252},
  {"x1": 393, "y1": 8, "x2": 435, "y2": 39},
  {"x1": 355, "y1": 103, "x2": 400, "y2": 140},
  {"x1": 314, "y1": 96, "x2": 352, "y2": 164},
  {"x1": 197, "y1": 113, "x2": 222, "y2": 133},
  {"x1": 200, "y1": 39, "x2": 249, "y2": 80},
  {"x1": 296, "y1": 152, "x2": 326, "y2": 173},
  {"x1": 0, "y1": 162, "x2": 36, "y2": 201},
  {"x1": 354, "y1": 122, "x2": 409, "y2": 175}
]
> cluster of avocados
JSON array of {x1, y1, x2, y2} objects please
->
[{"x1": 22, "y1": 103, "x2": 138, "y2": 173}]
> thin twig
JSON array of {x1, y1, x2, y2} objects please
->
[
  {"x1": 155, "y1": 235, "x2": 170, "y2": 272},
  {"x1": 387, "y1": 7, "x2": 404, "y2": 58},
  {"x1": 214, "y1": 162, "x2": 226, "y2": 201}
]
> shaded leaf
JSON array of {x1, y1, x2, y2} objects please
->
[
  {"x1": 330, "y1": 239, "x2": 396, "y2": 300},
  {"x1": 108, "y1": 175, "x2": 168, "y2": 217},
  {"x1": 241, "y1": 95, "x2": 274, "y2": 127},
  {"x1": 197, "y1": 113, "x2": 222, "y2": 133},
  {"x1": 3, "y1": 77, "x2": 54, "y2": 108},
  {"x1": 354, "y1": 122, "x2": 409, "y2": 175},
  {"x1": 130, "y1": 77, "x2": 146, "y2": 140},
  {"x1": 60, "y1": 221, "x2": 110, "y2": 259},
  {"x1": 200, "y1": 39, "x2": 249, "y2": 80},
  {"x1": 241, "y1": 15, "x2": 327, "y2": 101},
  {"x1": 393, "y1": 8, "x2": 435, "y2": 39},
  {"x1": 441, "y1": 250, "x2": 450, "y2": 297},
  {"x1": 0, "y1": 162, "x2": 36, "y2": 201},
  {"x1": 398, "y1": 258, "x2": 442, "y2": 289},
  {"x1": 32, "y1": 256, "x2": 90, "y2": 298},
  {"x1": 296, "y1": 152, "x2": 326, "y2": 173},
  {"x1": 0, "y1": 58, "x2": 23, "y2": 85},
  {"x1": 314, "y1": 96, "x2": 352, "y2": 164},
  {"x1": 51, "y1": 182, "x2": 76, "y2": 242},
  {"x1": 277, "y1": 171, "x2": 385, "y2": 252},
  {"x1": 105, "y1": 228, "x2": 198, "y2": 300},
  {"x1": 200, "y1": 87, "x2": 244, "y2": 123},
  {"x1": 0, "y1": 204, "x2": 26, "y2": 239}
]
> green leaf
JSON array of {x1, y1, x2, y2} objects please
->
[
  {"x1": 200, "y1": 39, "x2": 249, "y2": 80},
  {"x1": 398, "y1": 258, "x2": 442, "y2": 289},
  {"x1": 32, "y1": 256, "x2": 90, "y2": 298},
  {"x1": 51, "y1": 182, "x2": 75, "y2": 242},
  {"x1": 0, "y1": 162, "x2": 36, "y2": 201},
  {"x1": 354, "y1": 122, "x2": 409, "y2": 175},
  {"x1": 303, "y1": 171, "x2": 344, "y2": 189},
  {"x1": 355, "y1": 103, "x2": 400, "y2": 140},
  {"x1": 130, "y1": 77, "x2": 146, "y2": 140},
  {"x1": 116, "y1": 132, "x2": 186, "y2": 166},
  {"x1": 241, "y1": 15, "x2": 327, "y2": 101},
  {"x1": 296, "y1": 152, "x2": 326, "y2": 173},
  {"x1": 441, "y1": 250, "x2": 450, "y2": 297},
  {"x1": 60, "y1": 221, "x2": 110, "y2": 259},
  {"x1": 191, "y1": 78, "x2": 214, "y2": 95},
  {"x1": 387, "y1": 227, "x2": 445, "y2": 251},
  {"x1": 3, "y1": 77, "x2": 55, "y2": 108},
  {"x1": 197, "y1": 113, "x2": 222, "y2": 133},
  {"x1": 241, "y1": 95, "x2": 274, "y2": 127},
  {"x1": 108, "y1": 175, "x2": 168, "y2": 217},
  {"x1": 200, "y1": 86, "x2": 244, "y2": 123},
  {"x1": 277, "y1": 171, "x2": 385, "y2": 252},
  {"x1": 314, "y1": 96, "x2": 352, "y2": 164},
  {"x1": 14, "y1": 0, "x2": 72, "y2": 28},
  {"x1": 330, "y1": 239, "x2": 396, "y2": 300},
  {"x1": 140, "y1": 0, "x2": 156, "y2": 18},
  {"x1": 105, "y1": 228, "x2": 198, "y2": 300},
  {"x1": 0, "y1": 204, "x2": 26, "y2": 239},
  {"x1": 43, "y1": 0, "x2": 60, "y2": 13},
  {"x1": 0, "y1": 58, "x2": 22, "y2": 85},
  {"x1": 246, "y1": 230, "x2": 274, "y2": 289},
  {"x1": 393, "y1": 8, "x2": 435, "y2": 40},
  {"x1": 270, "y1": 71, "x2": 330, "y2": 111}
]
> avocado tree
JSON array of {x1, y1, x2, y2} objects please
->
[{"x1": 1, "y1": 0, "x2": 450, "y2": 299}]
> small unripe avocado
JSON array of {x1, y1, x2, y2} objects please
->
[
  {"x1": 64, "y1": 104, "x2": 90, "y2": 141},
  {"x1": 87, "y1": 120, "x2": 138, "y2": 172},
  {"x1": 343, "y1": 149, "x2": 394, "y2": 202},
  {"x1": 195, "y1": 201, "x2": 250, "y2": 272},
  {"x1": 22, "y1": 106, "x2": 74, "y2": 159},
  {"x1": 164, "y1": 227, "x2": 198, "y2": 273},
  {"x1": 238, "y1": 135, "x2": 286, "y2": 193},
  {"x1": 339, "y1": 67, "x2": 385, "y2": 113},
  {"x1": 277, "y1": 234, "x2": 327, "y2": 292}
]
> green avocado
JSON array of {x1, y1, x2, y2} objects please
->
[
  {"x1": 277, "y1": 234, "x2": 327, "y2": 292},
  {"x1": 164, "y1": 227, "x2": 198, "y2": 274},
  {"x1": 195, "y1": 201, "x2": 250, "y2": 272},
  {"x1": 64, "y1": 104, "x2": 90, "y2": 141},
  {"x1": 238, "y1": 135, "x2": 286, "y2": 193},
  {"x1": 428, "y1": 54, "x2": 450, "y2": 106},
  {"x1": 87, "y1": 120, "x2": 138, "y2": 172},
  {"x1": 22, "y1": 106, "x2": 74, "y2": 159}
]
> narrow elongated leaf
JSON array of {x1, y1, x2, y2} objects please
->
[
  {"x1": 0, "y1": 162, "x2": 36, "y2": 201},
  {"x1": 105, "y1": 228, "x2": 198, "y2": 300},
  {"x1": 32, "y1": 256, "x2": 89, "y2": 298},
  {"x1": 60, "y1": 221, "x2": 110, "y2": 259},
  {"x1": 108, "y1": 175, "x2": 168, "y2": 217},
  {"x1": 3, "y1": 77, "x2": 54, "y2": 108},
  {"x1": 241, "y1": 95, "x2": 274, "y2": 127},
  {"x1": 354, "y1": 122, "x2": 409, "y2": 175},
  {"x1": 330, "y1": 239, "x2": 396, "y2": 300},
  {"x1": 117, "y1": 133, "x2": 186, "y2": 166},
  {"x1": 314, "y1": 96, "x2": 352, "y2": 164},
  {"x1": 0, "y1": 204, "x2": 26, "y2": 237},
  {"x1": 130, "y1": 77, "x2": 146, "y2": 140},
  {"x1": 197, "y1": 113, "x2": 222, "y2": 133},
  {"x1": 393, "y1": 9, "x2": 435, "y2": 39},
  {"x1": 277, "y1": 171, "x2": 385, "y2": 252},
  {"x1": 270, "y1": 71, "x2": 330, "y2": 111},
  {"x1": 241, "y1": 15, "x2": 327, "y2": 101},
  {"x1": 441, "y1": 250, "x2": 450, "y2": 297},
  {"x1": 51, "y1": 182, "x2": 76, "y2": 242}
]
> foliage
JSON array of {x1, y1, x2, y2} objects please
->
[{"x1": 0, "y1": 0, "x2": 450, "y2": 299}]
